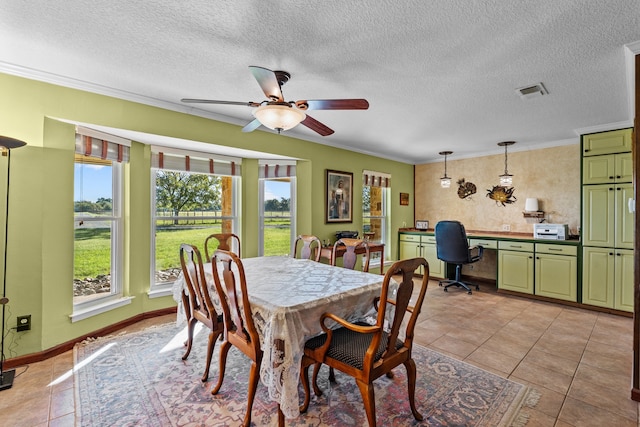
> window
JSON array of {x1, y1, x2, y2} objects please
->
[
  {"x1": 363, "y1": 170, "x2": 391, "y2": 266},
  {"x1": 150, "y1": 148, "x2": 240, "y2": 295},
  {"x1": 73, "y1": 129, "x2": 129, "y2": 312},
  {"x1": 258, "y1": 161, "x2": 296, "y2": 256}
]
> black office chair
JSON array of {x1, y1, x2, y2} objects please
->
[{"x1": 435, "y1": 220, "x2": 484, "y2": 294}]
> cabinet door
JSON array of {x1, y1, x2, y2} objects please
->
[
  {"x1": 582, "y1": 247, "x2": 615, "y2": 308},
  {"x1": 399, "y1": 240, "x2": 423, "y2": 275},
  {"x1": 582, "y1": 128, "x2": 632, "y2": 156},
  {"x1": 583, "y1": 155, "x2": 615, "y2": 184},
  {"x1": 615, "y1": 183, "x2": 634, "y2": 249},
  {"x1": 422, "y1": 242, "x2": 445, "y2": 278},
  {"x1": 615, "y1": 152, "x2": 633, "y2": 183},
  {"x1": 614, "y1": 249, "x2": 634, "y2": 312},
  {"x1": 535, "y1": 253, "x2": 577, "y2": 302},
  {"x1": 582, "y1": 184, "x2": 615, "y2": 247},
  {"x1": 498, "y1": 250, "x2": 533, "y2": 294}
]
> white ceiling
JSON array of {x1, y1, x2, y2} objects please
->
[{"x1": 1, "y1": 0, "x2": 639, "y2": 164}]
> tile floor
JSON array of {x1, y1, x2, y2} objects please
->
[{"x1": 0, "y1": 280, "x2": 638, "y2": 426}]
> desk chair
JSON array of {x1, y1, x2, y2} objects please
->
[{"x1": 434, "y1": 220, "x2": 484, "y2": 294}]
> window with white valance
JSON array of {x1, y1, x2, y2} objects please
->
[
  {"x1": 75, "y1": 126, "x2": 130, "y2": 163},
  {"x1": 259, "y1": 160, "x2": 297, "y2": 179},
  {"x1": 363, "y1": 169, "x2": 391, "y2": 188},
  {"x1": 258, "y1": 160, "x2": 297, "y2": 256}
]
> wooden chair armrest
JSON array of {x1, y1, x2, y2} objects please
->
[{"x1": 320, "y1": 312, "x2": 381, "y2": 334}]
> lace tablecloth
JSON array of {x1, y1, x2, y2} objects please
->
[{"x1": 172, "y1": 256, "x2": 395, "y2": 419}]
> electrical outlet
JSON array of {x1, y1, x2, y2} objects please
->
[
  {"x1": 17, "y1": 315, "x2": 31, "y2": 332},
  {"x1": 502, "y1": 224, "x2": 511, "y2": 231}
]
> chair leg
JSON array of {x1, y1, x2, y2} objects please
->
[
  {"x1": 201, "y1": 330, "x2": 221, "y2": 382},
  {"x1": 299, "y1": 361, "x2": 312, "y2": 413},
  {"x1": 243, "y1": 360, "x2": 260, "y2": 427},
  {"x1": 356, "y1": 379, "x2": 377, "y2": 427},
  {"x1": 211, "y1": 341, "x2": 231, "y2": 395},
  {"x1": 403, "y1": 359, "x2": 424, "y2": 421},
  {"x1": 311, "y1": 363, "x2": 324, "y2": 396},
  {"x1": 181, "y1": 318, "x2": 197, "y2": 360}
]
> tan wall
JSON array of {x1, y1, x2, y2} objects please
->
[{"x1": 414, "y1": 144, "x2": 581, "y2": 235}]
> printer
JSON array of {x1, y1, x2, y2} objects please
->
[{"x1": 533, "y1": 223, "x2": 569, "y2": 240}]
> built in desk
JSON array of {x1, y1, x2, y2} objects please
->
[{"x1": 396, "y1": 229, "x2": 623, "y2": 314}]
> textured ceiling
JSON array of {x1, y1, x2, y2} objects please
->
[{"x1": 1, "y1": 0, "x2": 639, "y2": 164}]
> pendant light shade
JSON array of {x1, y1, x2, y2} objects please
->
[
  {"x1": 497, "y1": 141, "x2": 515, "y2": 186},
  {"x1": 439, "y1": 151, "x2": 453, "y2": 188}
]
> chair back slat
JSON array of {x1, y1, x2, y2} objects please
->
[
  {"x1": 293, "y1": 235, "x2": 322, "y2": 261},
  {"x1": 211, "y1": 250, "x2": 260, "y2": 348},
  {"x1": 205, "y1": 233, "x2": 241, "y2": 261},
  {"x1": 332, "y1": 238, "x2": 370, "y2": 272},
  {"x1": 180, "y1": 243, "x2": 219, "y2": 324}
]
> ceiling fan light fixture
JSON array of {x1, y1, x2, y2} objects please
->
[{"x1": 253, "y1": 104, "x2": 306, "y2": 133}]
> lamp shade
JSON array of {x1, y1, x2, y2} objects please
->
[
  {"x1": 253, "y1": 104, "x2": 306, "y2": 132},
  {"x1": 524, "y1": 198, "x2": 539, "y2": 212}
]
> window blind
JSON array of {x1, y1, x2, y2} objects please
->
[
  {"x1": 75, "y1": 126, "x2": 130, "y2": 163},
  {"x1": 151, "y1": 146, "x2": 241, "y2": 176},
  {"x1": 363, "y1": 169, "x2": 391, "y2": 187}
]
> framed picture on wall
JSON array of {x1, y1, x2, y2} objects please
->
[
  {"x1": 326, "y1": 169, "x2": 353, "y2": 223},
  {"x1": 400, "y1": 192, "x2": 409, "y2": 206}
]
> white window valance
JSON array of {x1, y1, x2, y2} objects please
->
[
  {"x1": 363, "y1": 169, "x2": 391, "y2": 187},
  {"x1": 151, "y1": 146, "x2": 241, "y2": 176},
  {"x1": 75, "y1": 126, "x2": 130, "y2": 163},
  {"x1": 259, "y1": 160, "x2": 297, "y2": 178}
]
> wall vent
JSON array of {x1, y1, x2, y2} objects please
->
[{"x1": 516, "y1": 83, "x2": 548, "y2": 99}]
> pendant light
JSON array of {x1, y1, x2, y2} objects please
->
[
  {"x1": 439, "y1": 151, "x2": 452, "y2": 188},
  {"x1": 497, "y1": 141, "x2": 515, "y2": 187}
]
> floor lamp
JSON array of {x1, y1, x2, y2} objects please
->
[{"x1": 0, "y1": 136, "x2": 26, "y2": 391}]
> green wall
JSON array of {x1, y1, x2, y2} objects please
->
[{"x1": 0, "y1": 73, "x2": 414, "y2": 358}]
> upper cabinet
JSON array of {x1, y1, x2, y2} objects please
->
[
  {"x1": 582, "y1": 128, "x2": 632, "y2": 156},
  {"x1": 582, "y1": 152, "x2": 633, "y2": 184}
]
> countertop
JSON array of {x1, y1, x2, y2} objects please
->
[{"x1": 398, "y1": 228, "x2": 580, "y2": 243}]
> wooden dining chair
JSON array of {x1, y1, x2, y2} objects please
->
[
  {"x1": 332, "y1": 237, "x2": 370, "y2": 272},
  {"x1": 179, "y1": 243, "x2": 224, "y2": 383},
  {"x1": 210, "y1": 249, "x2": 264, "y2": 427},
  {"x1": 292, "y1": 234, "x2": 322, "y2": 261},
  {"x1": 300, "y1": 257, "x2": 430, "y2": 427},
  {"x1": 204, "y1": 232, "x2": 241, "y2": 261}
]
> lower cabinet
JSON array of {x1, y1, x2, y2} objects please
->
[
  {"x1": 582, "y1": 246, "x2": 634, "y2": 312},
  {"x1": 535, "y1": 243, "x2": 577, "y2": 302},
  {"x1": 399, "y1": 233, "x2": 445, "y2": 278},
  {"x1": 498, "y1": 241, "x2": 534, "y2": 294}
]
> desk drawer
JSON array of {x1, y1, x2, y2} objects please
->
[
  {"x1": 535, "y1": 243, "x2": 577, "y2": 256},
  {"x1": 423, "y1": 235, "x2": 437, "y2": 244},
  {"x1": 468, "y1": 238, "x2": 497, "y2": 249},
  {"x1": 498, "y1": 241, "x2": 534, "y2": 252},
  {"x1": 399, "y1": 233, "x2": 421, "y2": 242}
]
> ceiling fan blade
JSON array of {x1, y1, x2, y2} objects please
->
[
  {"x1": 241, "y1": 119, "x2": 262, "y2": 133},
  {"x1": 301, "y1": 115, "x2": 334, "y2": 136},
  {"x1": 181, "y1": 98, "x2": 261, "y2": 107},
  {"x1": 295, "y1": 99, "x2": 369, "y2": 110},
  {"x1": 249, "y1": 66, "x2": 284, "y2": 102}
]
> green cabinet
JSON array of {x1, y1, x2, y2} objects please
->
[
  {"x1": 582, "y1": 128, "x2": 632, "y2": 156},
  {"x1": 582, "y1": 183, "x2": 634, "y2": 248},
  {"x1": 582, "y1": 152, "x2": 632, "y2": 184},
  {"x1": 535, "y1": 243, "x2": 577, "y2": 302},
  {"x1": 399, "y1": 233, "x2": 445, "y2": 278},
  {"x1": 498, "y1": 241, "x2": 534, "y2": 294},
  {"x1": 582, "y1": 247, "x2": 634, "y2": 312}
]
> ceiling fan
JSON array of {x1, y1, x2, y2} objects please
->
[{"x1": 181, "y1": 66, "x2": 369, "y2": 136}]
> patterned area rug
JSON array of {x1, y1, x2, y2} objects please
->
[{"x1": 74, "y1": 322, "x2": 531, "y2": 426}]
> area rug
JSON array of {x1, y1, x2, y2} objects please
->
[{"x1": 74, "y1": 322, "x2": 531, "y2": 426}]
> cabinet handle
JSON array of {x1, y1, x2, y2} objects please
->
[
  {"x1": 548, "y1": 248, "x2": 562, "y2": 251},
  {"x1": 609, "y1": 252, "x2": 614, "y2": 256},
  {"x1": 511, "y1": 245, "x2": 522, "y2": 248},
  {"x1": 616, "y1": 252, "x2": 622, "y2": 256},
  {"x1": 616, "y1": 175, "x2": 621, "y2": 179},
  {"x1": 609, "y1": 176, "x2": 614, "y2": 180}
]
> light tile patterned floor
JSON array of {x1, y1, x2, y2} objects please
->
[{"x1": 0, "y1": 280, "x2": 638, "y2": 426}]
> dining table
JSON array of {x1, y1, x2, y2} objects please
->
[{"x1": 171, "y1": 255, "x2": 396, "y2": 420}]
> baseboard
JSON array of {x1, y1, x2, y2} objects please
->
[{"x1": 3, "y1": 307, "x2": 176, "y2": 369}]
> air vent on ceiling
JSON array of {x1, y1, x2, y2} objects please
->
[{"x1": 516, "y1": 83, "x2": 548, "y2": 100}]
